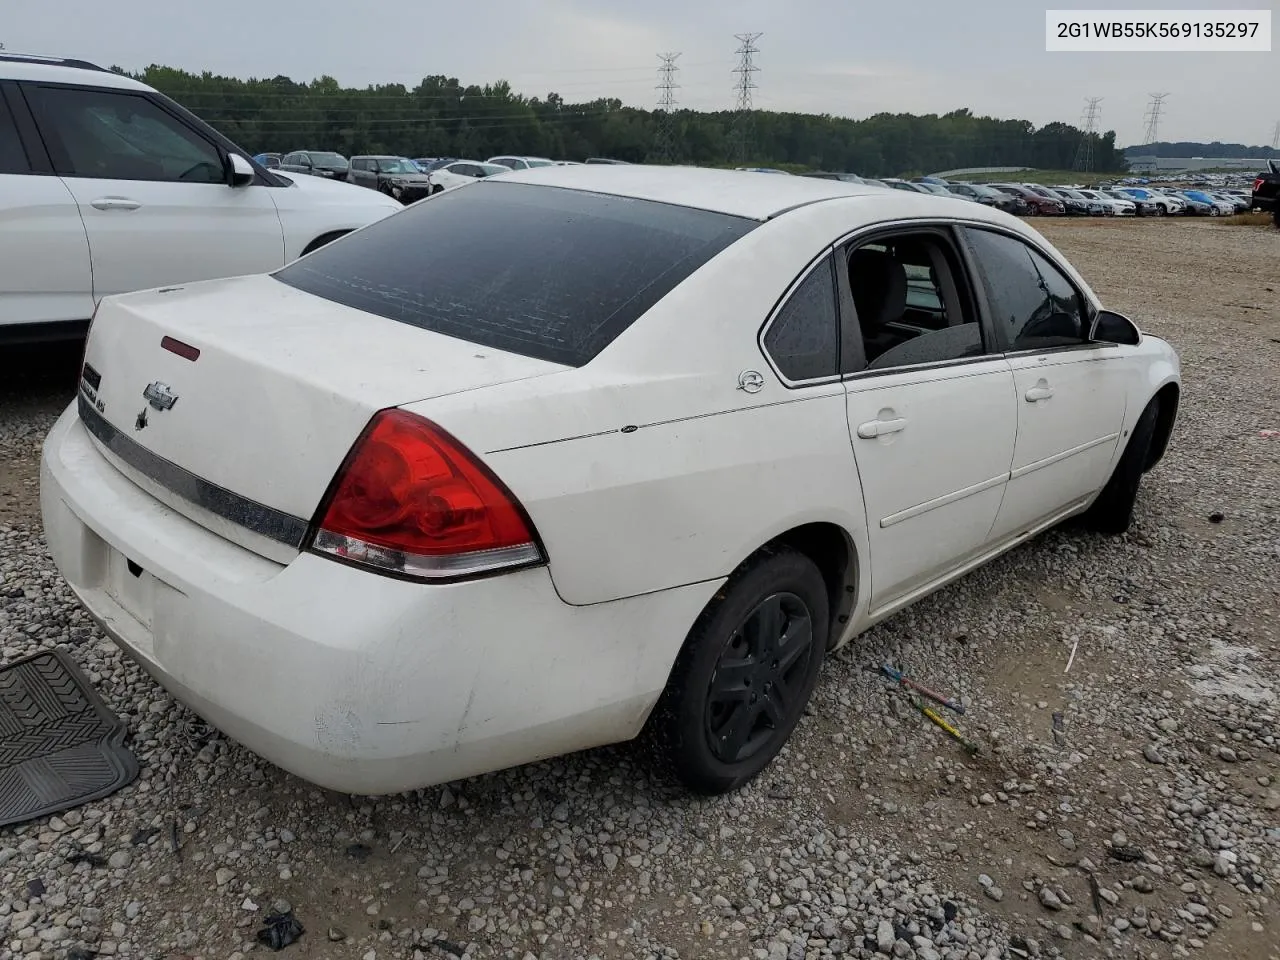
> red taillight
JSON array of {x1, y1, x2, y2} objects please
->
[
  {"x1": 309, "y1": 409, "x2": 543, "y2": 581},
  {"x1": 1254, "y1": 177, "x2": 1265, "y2": 194}
]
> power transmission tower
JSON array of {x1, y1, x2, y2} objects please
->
[
  {"x1": 1073, "y1": 97, "x2": 1103, "y2": 172},
  {"x1": 1142, "y1": 93, "x2": 1169, "y2": 146},
  {"x1": 730, "y1": 32, "x2": 762, "y2": 165},
  {"x1": 653, "y1": 52, "x2": 681, "y2": 163}
]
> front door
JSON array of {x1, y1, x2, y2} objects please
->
[
  {"x1": 22, "y1": 83, "x2": 284, "y2": 300},
  {"x1": 959, "y1": 226, "x2": 1128, "y2": 542},
  {"x1": 838, "y1": 227, "x2": 1017, "y2": 614}
]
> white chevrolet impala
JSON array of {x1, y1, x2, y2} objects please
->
[{"x1": 41, "y1": 166, "x2": 1180, "y2": 796}]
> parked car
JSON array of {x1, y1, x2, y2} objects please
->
[
  {"x1": 0, "y1": 53, "x2": 401, "y2": 344},
  {"x1": 1114, "y1": 188, "x2": 1181, "y2": 217},
  {"x1": 1207, "y1": 191, "x2": 1249, "y2": 214},
  {"x1": 946, "y1": 183, "x2": 1026, "y2": 214},
  {"x1": 426, "y1": 160, "x2": 510, "y2": 192},
  {"x1": 1032, "y1": 186, "x2": 1089, "y2": 216},
  {"x1": 988, "y1": 184, "x2": 1065, "y2": 216},
  {"x1": 804, "y1": 172, "x2": 867, "y2": 184},
  {"x1": 880, "y1": 178, "x2": 932, "y2": 194},
  {"x1": 1174, "y1": 190, "x2": 1228, "y2": 216},
  {"x1": 43, "y1": 165, "x2": 1180, "y2": 796},
  {"x1": 1050, "y1": 187, "x2": 1106, "y2": 216},
  {"x1": 487, "y1": 155, "x2": 557, "y2": 170},
  {"x1": 1075, "y1": 189, "x2": 1135, "y2": 216},
  {"x1": 253, "y1": 152, "x2": 282, "y2": 169},
  {"x1": 413, "y1": 157, "x2": 456, "y2": 173},
  {"x1": 348, "y1": 155, "x2": 434, "y2": 204},
  {"x1": 278, "y1": 150, "x2": 350, "y2": 181},
  {"x1": 1252, "y1": 159, "x2": 1280, "y2": 225}
]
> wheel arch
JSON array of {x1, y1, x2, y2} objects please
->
[
  {"x1": 1144, "y1": 381, "x2": 1180, "y2": 472},
  {"x1": 301, "y1": 230, "x2": 350, "y2": 256}
]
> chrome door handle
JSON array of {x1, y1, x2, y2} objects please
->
[
  {"x1": 857, "y1": 417, "x2": 907, "y2": 439},
  {"x1": 90, "y1": 197, "x2": 142, "y2": 211},
  {"x1": 1025, "y1": 385, "x2": 1054, "y2": 402}
]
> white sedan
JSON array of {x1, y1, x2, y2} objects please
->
[
  {"x1": 41, "y1": 166, "x2": 1181, "y2": 796},
  {"x1": 425, "y1": 160, "x2": 511, "y2": 193}
]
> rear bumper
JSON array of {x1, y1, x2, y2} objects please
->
[{"x1": 40, "y1": 405, "x2": 713, "y2": 794}]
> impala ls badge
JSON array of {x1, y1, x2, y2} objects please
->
[{"x1": 143, "y1": 381, "x2": 179, "y2": 411}]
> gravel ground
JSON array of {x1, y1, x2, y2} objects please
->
[{"x1": 1, "y1": 217, "x2": 1278, "y2": 960}]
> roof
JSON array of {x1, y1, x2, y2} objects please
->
[
  {"x1": 0, "y1": 54, "x2": 150, "y2": 91},
  {"x1": 489, "y1": 164, "x2": 886, "y2": 220}
]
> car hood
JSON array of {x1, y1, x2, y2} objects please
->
[{"x1": 271, "y1": 170, "x2": 402, "y2": 209}]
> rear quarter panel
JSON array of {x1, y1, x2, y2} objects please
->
[{"x1": 403, "y1": 196, "x2": 940, "y2": 607}]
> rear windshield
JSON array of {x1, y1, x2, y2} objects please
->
[{"x1": 273, "y1": 182, "x2": 757, "y2": 367}]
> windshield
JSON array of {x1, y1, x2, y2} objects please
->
[
  {"x1": 526, "y1": 158, "x2": 556, "y2": 167},
  {"x1": 310, "y1": 152, "x2": 348, "y2": 167},
  {"x1": 477, "y1": 163, "x2": 510, "y2": 176},
  {"x1": 377, "y1": 158, "x2": 418, "y2": 173}
]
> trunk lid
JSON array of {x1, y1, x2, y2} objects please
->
[{"x1": 79, "y1": 273, "x2": 566, "y2": 560}]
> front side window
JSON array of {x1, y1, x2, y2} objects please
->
[
  {"x1": 30, "y1": 87, "x2": 225, "y2": 183},
  {"x1": 845, "y1": 231, "x2": 987, "y2": 373},
  {"x1": 763, "y1": 254, "x2": 839, "y2": 382},
  {"x1": 274, "y1": 181, "x2": 757, "y2": 367},
  {"x1": 962, "y1": 228, "x2": 1088, "y2": 351}
]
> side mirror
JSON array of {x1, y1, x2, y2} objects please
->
[
  {"x1": 1089, "y1": 309, "x2": 1141, "y2": 346},
  {"x1": 228, "y1": 153, "x2": 254, "y2": 187}
]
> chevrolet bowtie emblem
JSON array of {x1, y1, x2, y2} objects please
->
[{"x1": 142, "y1": 381, "x2": 179, "y2": 411}]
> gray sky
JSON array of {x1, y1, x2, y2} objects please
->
[{"x1": 7, "y1": 0, "x2": 1277, "y2": 147}]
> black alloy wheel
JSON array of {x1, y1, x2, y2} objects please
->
[
  {"x1": 705, "y1": 592, "x2": 814, "y2": 764},
  {"x1": 648, "y1": 547, "x2": 829, "y2": 795}
]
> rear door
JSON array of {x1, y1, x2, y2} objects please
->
[
  {"x1": 349, "y1": 157, "x2": 376, "y2": 188},
  {"x1": 23, "y1": 82, "x2": 285, "y2": 299},
  {"x1": 0, "y1": 82, "x2": 94, "y2": 331},
  {"x1": 837, "y1": 225, "x2": 1017, "y2": 615},
  {"x1": 959, "y1": 226, "x2": 1128, "y2": 543}
]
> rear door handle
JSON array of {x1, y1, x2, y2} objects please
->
[
  {"x1": 1025, "y1": 384, "x2": 1054, "y2": 402},
  {"x1": 90, "y1": 197, "x2": 142, "y2": 211},
  {"x1": 857, "y1": 417, "x2": 907, "y2": 439}
]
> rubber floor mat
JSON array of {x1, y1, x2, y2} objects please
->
[{"x1": 0, "y1": 648, "x2": 139, "y2": 828}]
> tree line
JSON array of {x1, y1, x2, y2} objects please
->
[
  {"x1": 125, "y1": 65, "x2": 1126, "y2": 177},
  {"x1": 1125, "y1": 140, "x2": 1278, "y2": 159}
]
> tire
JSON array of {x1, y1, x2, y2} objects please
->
[
  {"x1": 301, "y1": 230, "x2": 349, "y2": 256},
  {"x1": 1209, "y1": 206, "x2": 1220, "y2": 217},
  {"x1": 1153, "y1": 204, "x2": 1166, "y2": 217},
  {"x1": 649, "y1": 547, "x2": 829, "y2": 795},
  {"x1": 1081, "y1": 399, "x2": 1160, "y2": 535}
]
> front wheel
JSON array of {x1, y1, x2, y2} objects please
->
[
  {"x1": 649, "y1": 547, "x2": 829, "y2": 795},
  {"x1": 1081, "y1": 399, "x2": 1160, "y2": 535},
  {"x1": 1153, "y1": 204, "x2": 1166, "y2": 217}
]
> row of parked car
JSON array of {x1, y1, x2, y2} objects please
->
[
  {"x1": 250, "y1": 151, "x2": 630, "y2": 203},
  {"x1": 801, "y1": 171, "x2": 1254, "y2": 218}
]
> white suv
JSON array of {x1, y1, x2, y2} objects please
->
[{"x1": 0, "y1": 54, "x2": 401, "y2": 343}]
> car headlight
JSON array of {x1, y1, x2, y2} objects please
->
[{"x1": 390, "y1": 178, "x2": 406, "y2": 186}]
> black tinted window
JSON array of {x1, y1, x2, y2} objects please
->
[
  {"x1": 964, "y1": 229, "x2": 1087, "y2": 351},
  {"x1": 274, "y1": 182, "x2": 757, "y2": 367},
  {"x1": 29, "y1": 87, "x2": 224, "y2": 183},
  {"x1": 764, "y1": 255, "x2": 839, "y2": 382},
  {"x1": 0, "y1": 94, "x2": 28, "y2": 174}
]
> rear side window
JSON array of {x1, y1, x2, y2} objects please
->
[
  {"x1": 274, "y1": 182, "x2": 757, "y2": 367},
  {"x1": 763, "y1": 255, "x2": 839, "y2": 382},
  {"x1": 0, "y1": 94, "x2": 29, "y2": 174}
]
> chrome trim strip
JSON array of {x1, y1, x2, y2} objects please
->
[
  {"x1": 77, "y1": 391, "x2": 310, "y2": 548},
  {"x1": 1009, "y1": 433, "x2": 1121, "y2": 481},
  {"x1": 880, "y1": 473, "x2": 1008, "y2": 529}
]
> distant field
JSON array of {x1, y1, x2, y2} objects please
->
[{"x1": 960, "y1": 169, "x2": 1123, "y2": 185}]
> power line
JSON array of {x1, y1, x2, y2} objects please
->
[
  {"x1": 1142, "y1": 93, "x2": 1169, "y2": 146},
  {"x1": 730, "y1": 32, "x2": 762, "y2": 164},
  {"x1": 653, "y1": 52, "x2": 681, "y2": 163},
  {"x1": 1073, "y1": 97, "x2": 1103, "y2": 172}
]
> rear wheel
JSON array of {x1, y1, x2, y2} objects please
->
[
  {"x1": 650, "y1": 547, "x2": 829, "y2": 794},
  {"x1": 301, "y1": 230, "x2": 350, "y2": 255},
  {"x1": 1081, "y1": 398, "x2": 1160, "y2": 535},
  {"x1": 1153, "y1": 204, "x2": 1166, "y2": 217}
]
